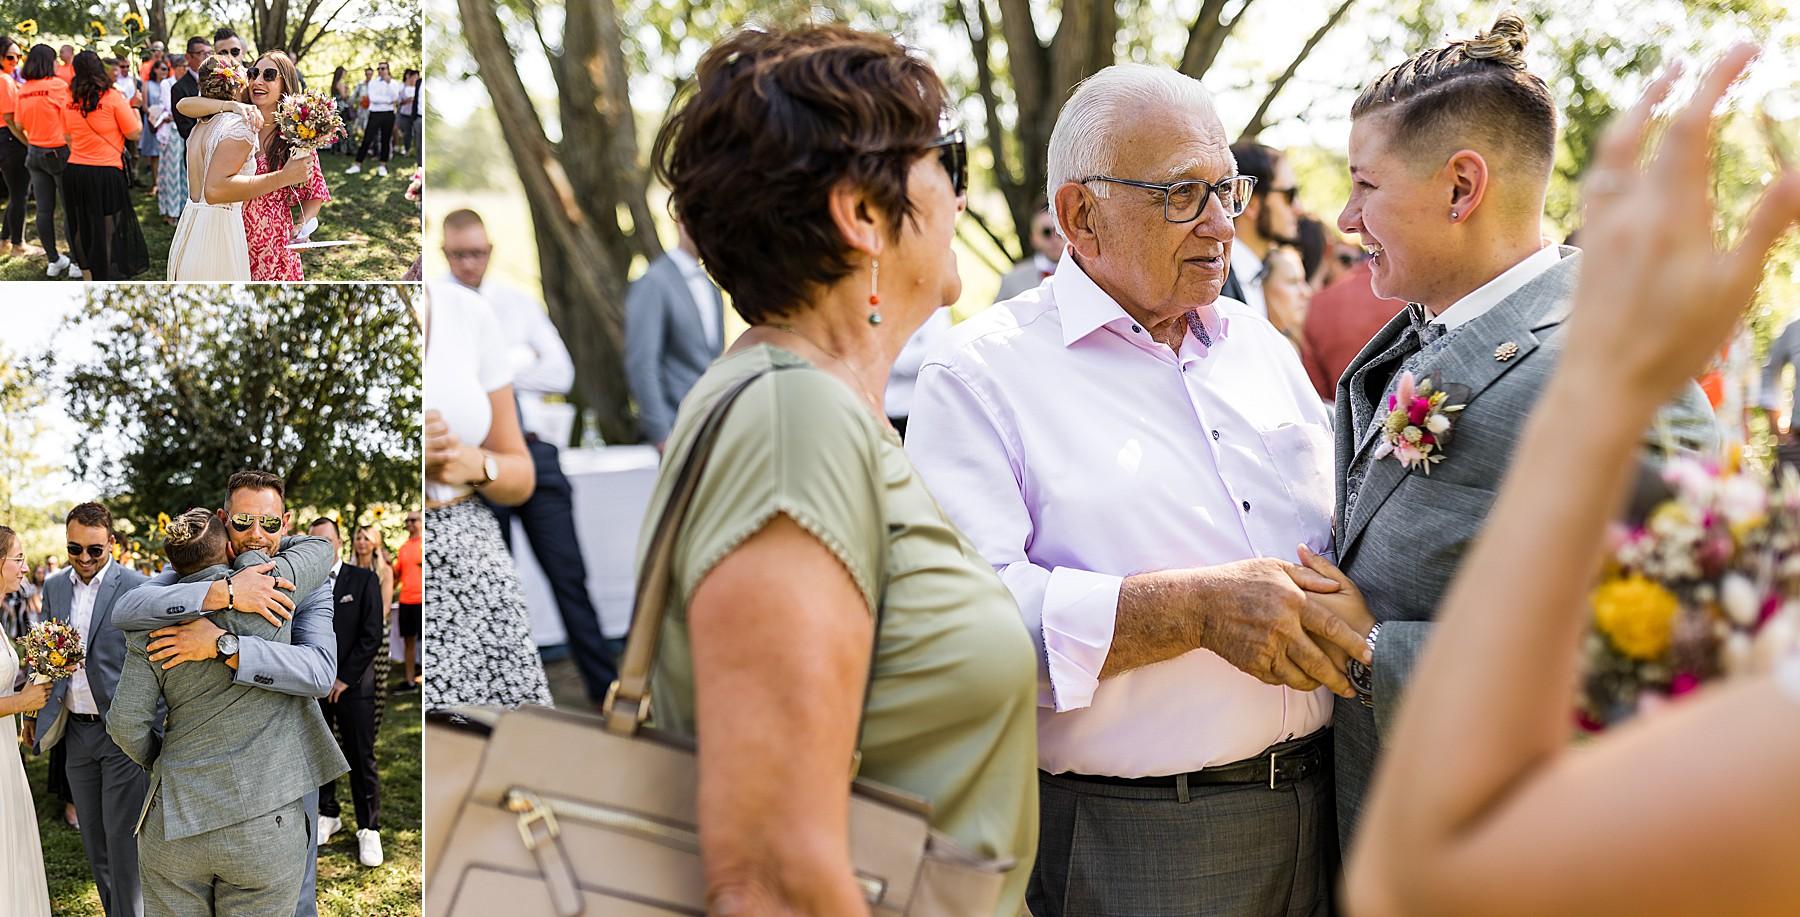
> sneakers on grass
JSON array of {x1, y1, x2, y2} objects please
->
[{"x1": 358, "y1": 829, "x2": 384, "y2": 867}]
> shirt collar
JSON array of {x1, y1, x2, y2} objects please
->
[
  {"x1": 1053, "y1": 254, "x2": 1228, "y2": 351},
  {"x1": 667, "y1": 247, "x2": 701, "y2": 276},
  {"x1": 329, "y1": 560, "x2": 342, "y2": 580},
  {"x1": 1229, "y1": 241, "x2": 1265, "y2": 286},
  {"x1": 74, "y1": 558, "x2": 112, "y2": 590},
  {"x1": 1432, "y1": 244, "x2": 1562, "y2": 331}
]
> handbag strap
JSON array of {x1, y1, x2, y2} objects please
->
[{"x1": 602, "y1": 362, "x2": 887, "y2": 764}]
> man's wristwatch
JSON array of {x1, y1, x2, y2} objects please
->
[
  {"x1": 473, "y1": 450, "x2": 499, "y2": 487},
  {"x1": 1347, "y1": 622, "x2": 1382, "y2": 708},
  {"x1": 215, "y1": 633, "x2": 240, "y2": 660}
]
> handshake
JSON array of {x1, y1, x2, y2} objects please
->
[{"x1": 1126, "y1": 546, "x2": 1373, "y2": 699}]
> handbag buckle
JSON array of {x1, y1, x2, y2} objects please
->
[
  {"x1": 601, "y1": 680, "x2": 651, "y2": 727},
  {"x1": 506, "y1": 789, "x2": 561, "y2": 851}
]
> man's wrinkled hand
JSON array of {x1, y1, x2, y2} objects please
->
[
  {"x1": 149, "y1": 618, "x2": 226, "y2": 670},
  {"x1": 231, "y1": 563, "x2": 297, "y2": 626},
  {"x1": 1193, "y1": 556, "x2": 1367, "y2": 699}
]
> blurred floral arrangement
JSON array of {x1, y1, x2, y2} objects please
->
[
  {"x1": 21, "y1": 622, "x2": 83, "y2": 685},
  {"x1": 1579, "y1": 451, "x2": 1800, "y2": 731}
]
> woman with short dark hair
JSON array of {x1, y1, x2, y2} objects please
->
[{"x1": 636, "y1": 25, "x2": 1037, "y2": 914}]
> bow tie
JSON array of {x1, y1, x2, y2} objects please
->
[{"x1": 1407, "y1": 303, "x2": 1446, "y2": 346}]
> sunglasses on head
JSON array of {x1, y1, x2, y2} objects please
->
[
  {"x1": 67, "y1": 543, "x2": 107, "y2": 560},
  {"x1": 229, "y1": 512, "x2": 283, "y2": 534}
]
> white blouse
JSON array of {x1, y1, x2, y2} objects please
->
[{"x1": 423, "y1": 280, "x2": 514, "y2": 502}]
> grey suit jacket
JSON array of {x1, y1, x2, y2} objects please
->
[
  {"x1": 626, "y1": 252, "x2": 724, "y2": 444},
  {"x1": 109, "y1": 537, "x2": 348, "y2": 841},
  {"x1": 35, "y1": 562, "x2": 150, "y2": 751},
  {"x1": 1330, "y1": 247, "x2": 1720, "y2": 844},
  {"x1": 110, "y1": 539, "x2": 337, "y2": 699}
]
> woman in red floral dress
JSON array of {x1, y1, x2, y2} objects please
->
[{"x1": 241, "y1": 51, "x2": 327, "y2": 281}]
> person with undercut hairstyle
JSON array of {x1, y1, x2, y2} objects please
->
[{"x1": 1315, "y1": 12, "x2": 1720, "y2": 846}]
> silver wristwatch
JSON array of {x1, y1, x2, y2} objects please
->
[
  {"x1": 1347, "y1": 623, "x2": 1381, "y2": 708},
  {"x1": 215, "y1": 633, "x2": 240, "y2": 659}
]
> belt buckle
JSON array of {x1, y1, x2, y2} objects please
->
[{"x1": 1268, "y1": 752, "x2": 1278, "y2": 790}]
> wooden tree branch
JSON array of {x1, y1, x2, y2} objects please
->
[
  {"x1": 1182, "y1": 0, "x2": 1256, "y2": 77},
  {"x1": 960, "y1": 206, "x2": 1020, "y2": 274},
  {"x1": 955, "y1": 0, "x2": 1022, "y2": 263},
  {"x1": 1237, "y1": 0, "x2": 1355, "y2": 142}
]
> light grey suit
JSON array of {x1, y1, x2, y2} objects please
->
[
  {"x1": 109, "y1": 537, "x2": 348, "y2": 917},
  {"x1": 111, "y1": 546, "x2": 338, "y2": 917},
  {"x1": 1330, "y1": 247, "x2": 1720, "y2": 846},
  {"x1": 625, "y1": 251, "x2": 724, "y2": 444},
  {"x1": 38, "y1": 562, "x2": 152, "y2": 917}
]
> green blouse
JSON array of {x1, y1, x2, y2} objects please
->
[{"x1": 640, "y1": 344, "x2": 1039, "y2": 915}]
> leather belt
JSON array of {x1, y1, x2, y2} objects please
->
[
  {"x1": 68, "y1": 713, "x2": 103, "y2": 723},
  {"x1": 1052, "y1": 731, "x2": 1327, "y2": 792}
]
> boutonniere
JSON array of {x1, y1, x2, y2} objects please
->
[{"x1": 1374, "y1": 371, "x2": 1468, "y2": 474}]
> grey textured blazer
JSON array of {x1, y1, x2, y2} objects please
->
[
  {"x1": 108, "y1": 537, "x2": 349, "y2": 841},
  {"x1": 35, "y1": 562, "x2": 149, "y2": 751},
  {"x1": 1330, "y1": 247, "x2": 1719, "y2": 844},
  {"x1": 626, "y1": 252, "x2": 725, "y2": 444}
]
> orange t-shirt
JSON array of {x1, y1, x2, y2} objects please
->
[
  {"x1": 0, "y1": 75, "x2": 18, "y2": 121},
  {"x1": 54, "y1": 62, "x2": 73, "y2": 83},
  {"x1": 396, "y1": 536, "x2": 423, "y2": 604},
  {"x1": 66, "y1": 88, "x2": 140, "y2": 167},
  {"x1": 15, "y1": 78, "x2": 70, "y2": 148}
]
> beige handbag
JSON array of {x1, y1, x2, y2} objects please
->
[{"x1": 425, "y1": 368, "x2": 1017, "y2": 915}]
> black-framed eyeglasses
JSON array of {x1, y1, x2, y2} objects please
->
[
  {"x1": 229, "y1": 512, "x2": 282, "y2": 534},
  {"x1": 1080, "y1": 174, "x2": 1257, "y2": 222},
  {"x1": 924, "y1": 129, "x2": 967, "y2": 197},
  {"x1": 66, "y1": 543, "x2": 107, "y2": 560}
]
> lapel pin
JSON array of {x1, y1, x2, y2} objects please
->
[{"x1": 1494, "y1": 341, "x2": 1520, "y2": 362}]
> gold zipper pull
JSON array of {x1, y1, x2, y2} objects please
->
[{"x1": 506, "y1": 789, "x2": 561, "y2": 851}]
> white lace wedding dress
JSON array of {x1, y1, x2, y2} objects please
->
[
  {"x1": 166, "y1": 112, "x2": 255, "y2": 281},
  {"x1": 0, "y1": 638, "x2": 51, "y2": 917}
]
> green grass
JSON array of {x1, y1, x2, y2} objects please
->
[
  {"x1": 24, "y1": 669, "x2": 422, "y2": 916},
  {"x1": 0, "y1": 150, "x2": 421, "y2": 282}
]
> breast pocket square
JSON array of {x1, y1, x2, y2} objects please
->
[{"x1": 339, "y1": 595, "x2": 354, "y2": 604}]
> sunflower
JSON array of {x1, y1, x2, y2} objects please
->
[
  {"x1": 122, "y1": 12, "x2": 146, "y2": 33},
  {"x1": 88, "y1": 20, "x2": 106, "y2": 38},
  {"x1": 157, "y1": 512, "x2": 172, "y2": 533},
  {"x1": 15, "y1": 20, "x2": 37, "y2": 38}
]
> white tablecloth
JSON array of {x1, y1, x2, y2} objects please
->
[{"x1": 509, "y1": 445, "x2": 661, "y2": 645}]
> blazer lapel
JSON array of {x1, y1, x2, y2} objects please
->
[{"x1": 1339, "y1": 247, "x2": 1580, "y2": 557}]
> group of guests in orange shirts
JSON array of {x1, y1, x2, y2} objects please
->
[{"x1": 0, "y1": 40, "x2": 147, "y2": 279}]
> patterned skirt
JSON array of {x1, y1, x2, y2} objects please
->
[
  {"x1": 422, "y1": 499, "x2": 553, "y2": 711},
  {"x1": 156, "y1": 128, "x2": 186, "y2": 219}
]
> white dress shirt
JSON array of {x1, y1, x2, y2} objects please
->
[
  {"x1": 1229, "y1": 241, "x2": 1268, "y2": 318},
  {"x1": 884, "y1": 306, "x2": 953, "y2": 420},
  {"x1": 364, "y1": 77, "x2": 400, "y2": 112},
  {"x1": 440, "y1": 273, "x2": 577, "y2": 441},
  {"x1": 423, "y1": 280, "x2": 514, "y2": 503},
  {"x1": 1430, "y1": 243, "x2": 1560, "y2": 329},
  {"x1": 907, "y1": 254, "x2": 1336, "y2": 777},
  {"x1": 666, "y1": 248, "x2": 722, "y2": 350},
  {"x1": 67, "y1": 559, "x2": 115, "y2": 715}
]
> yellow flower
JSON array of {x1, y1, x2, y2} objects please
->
[
  {"x1": 298, "y1": 125, "x2": 316, "y2": 139},
  {"x1": 16, "y1": 20, "x2": 37, "y2": 38},
  {"x1": 48, "y1": 651, "x2": 65, "y2": 667},
  {"x1": 122, "y1": 12, "x2": 145, "y2": 33},
  {"x1": 157, "y1": 512, "x2": 172, "y2": 533},
  {"x1": 1592, "y1": 575, "x2": 1680, "y2": 661},
  {"x1": 371, "y1": 506, "x2": 386, "y2": 520},
  {"x1": 89, "y1": 20, "x2": 106, "y2": 37}
]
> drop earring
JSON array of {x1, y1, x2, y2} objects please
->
[{"x1": 868, "y1": 259, "x2": 883, "y2": 325}]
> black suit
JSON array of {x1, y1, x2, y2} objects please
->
[
  {"x1": 170, "y1": 71, "x2": 200, "y2": 141},
  {"x1": 317, "y1": 563, "x2": 383, "y2": 831}
]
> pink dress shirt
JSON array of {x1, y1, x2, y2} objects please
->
[{"x1": 906, "y1": 254, "x2": 1336, "y2": 777}]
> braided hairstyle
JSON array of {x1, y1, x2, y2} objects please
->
[
  {"x1": 197, "y1": 55, "x2": 248, "y2": 102},
  {"x1": 1352, "y1": 12, "x2": 1556, "y2": 174},
  {"x1": 163, "y1": 508, "x2": 228, "y2": 575}
]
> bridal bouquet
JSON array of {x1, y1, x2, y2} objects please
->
[
  {"x1": 1577, "y1": 453, "x2": 1800, "y2": 732},
  {"x1": 275, "y1": 89, "x2": 345, "y2": 153},
  {"x1": 20, "y1": 622, "x2": 84, "y2": 686}
]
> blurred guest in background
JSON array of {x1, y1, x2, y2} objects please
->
[
  {"x1": 1300, "y1": 256, "x2": 1404, "y2": 405},
  {"x1": 1261, "y1": 245, "x2": 1312, "y2": 353},
  {"x1": 394, "y1": 512, "x2": 421, "y2": 692},
  {"x1": 1222, "y1": 141, "x2": 1300, "y2": 317},
  {"x1": 440, "y1": 207, "x2": 620, "y2": 705},
  {"x1": 350, "y1": 523, "x2": 395, "y2": 730},
  {"x1": 625, "y1": 219, "x2": 724, "y2": 450},
  {"x1": 994, "y1": 202, "x2": 1064, "y2": 302},
  {"x1": 309, "y1": 518, "x2": 387, "y2": 870}
]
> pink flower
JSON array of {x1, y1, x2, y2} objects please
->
[
  {"x1": 1669, "y1": 672, "x2": 1701, "y2": 696},
  {"x1": 1419, "y1": 432, "x2": 1437, "y2": 446},
  {"x1": 1394, "y1": 372, "x2": 1416, "y2": 408},
  {"x1": 1408, "y1": 397, "x2": 1430, "y2": 426},
  {"x1": 1574, "y1": 710, "x2": 1605, "y2": 733},
  {"x1": 1759, "y1": 594, "x2": 1783, "y2": 627},
  {"x1": 1386, "y1": 393, "x2": 1396, "y2": 411}
]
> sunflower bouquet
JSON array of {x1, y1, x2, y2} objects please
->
[
  {"x1": 20, "y1": 621, "x2": 84, "y2": 686},
  {"x1": 1577, "y1": 452, "x2": 1800, "y2": 732},
  {"x1": 275, "y1": 88, "x2": 345, "y2": 153}
]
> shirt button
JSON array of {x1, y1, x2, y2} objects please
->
[
  {"x1": 1131, "y1": 324, "x2": 1141, "y2": 333},
  {"x1": 1211, "y1": 430, "x2": 1220, "y2": 441},
  {"x1": 1242, "y1": 500, "x2": 1251, "y2": 513}
]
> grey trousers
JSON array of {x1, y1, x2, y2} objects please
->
[
  {"x1": 295, "y1": 788, "x2": 319, "y2": 917},
  {"x1": 23, "y1": 144, "x2": 67, "y2": 261},
  {"x1": 140, "y1": 797, "x2": 309, "y2": 917},
  {"x1": 67, "y1": 717, "x2": 149, "y2": 917},
  {"x1": 1028, "y1": 761, "x2": 1334, "y2": 917}
]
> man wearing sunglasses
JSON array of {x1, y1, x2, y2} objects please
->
[
  {"x1": 109, "y1": 471, "x2": 341, "y2": 917},
  {"x1": 994, "y1": 202, "x2": 1067, "y2": 303},
  {"x1": 31, "y1": 502, "x2": 151, "y2": 917},
  {"x1": 906, "y1": 64, "x2": 1362, "y2": 916},
  {"x1": 1221, "y1": 142, "x2": 1302, "y2": 320},
  {"x1": 210, "y1": 29, "x2": 245, "y2": 65}
]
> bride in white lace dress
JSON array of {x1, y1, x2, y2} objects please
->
[
  {"x1": 166, "y1": 56, "x2": 312, "y2": 281},
  {"x1": 0, "y1": 526, "x2": 51, "y2": 917}
]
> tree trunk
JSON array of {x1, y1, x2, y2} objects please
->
[{"x1": 459, "y1": 0, "x2": 640, "y2": 443}]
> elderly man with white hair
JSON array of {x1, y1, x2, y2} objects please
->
[{"x1": 907, "y1": 64, "x2": 1369, "y2": 915}]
